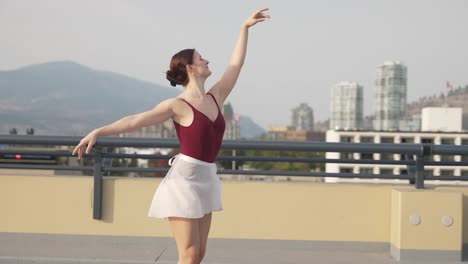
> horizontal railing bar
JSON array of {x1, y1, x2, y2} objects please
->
[
  {"x1": 221, "y1": 141, "x2": 426, "y2": 154},
  {"x1": 1, "y1": 135, "x2": 433, "y2": 154},
  {"x1": 219, "y1": 170, "x2": 413, "y2": 179},
  {"x1": 424, "y1": 161, "x2": 468, "y2": 166},
  {"x1": 102, "y1": 153, "x2": 170, "y2": 159},
  {"x1": 0, "y1": 164, "x2": 93, "y2": 170},
  {"x1": 0, "y1": 149, "x2": 72, "y2": 157},
  {"x1": 105, "y1": 167, "x2": 169, "y2": 173},
  {"x1": 217, "y1": 156, "x2": 416, "y2": 165},
  {"x1": 433, "y1": 145, "x2": 468, "y2": 155},
  {"x1": 426, "y1": 176, "x2": 468, "y2": 181}
]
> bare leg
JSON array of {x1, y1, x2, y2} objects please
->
[
  {"x1": 198, "y1": 212, "x2": 212, "y2": 263},
  {"x1": 169, "y1": 217, "x2": 201, "y2": 264}
]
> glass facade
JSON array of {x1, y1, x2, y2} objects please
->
[
  {"x1": 373, "y1": 61, "x2": 407, "y2": 131},
  {"x1": 330, "y1": 82, "x2": 363, "y2": 130}
]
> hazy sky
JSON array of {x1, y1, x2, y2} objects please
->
[{"x1": 1, "y1": 0, "x2": 467, "y2": 129}]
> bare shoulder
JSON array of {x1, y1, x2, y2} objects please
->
[
  {"x1": 158, "y1": 97, "x2": 183, "y2": 107},
  {"x1": 206, "y1": 88, "x2": 224, "y2": 106},
  {"x1": 167, "y1": 96, "x2": 190, "y2": 115}
]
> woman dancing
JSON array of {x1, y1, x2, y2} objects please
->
[{"x1": 72, "y1": 8, "x2": 269, "y2": 264}]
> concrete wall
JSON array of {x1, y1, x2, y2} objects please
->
[
  {"x1": 422, "y1": 107, "x2": 462, "y2": 132},
  {"x1": 1, "y1": 175, "x2": 467, "y2": 245}
]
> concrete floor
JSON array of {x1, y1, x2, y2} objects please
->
[{"x1": 0, "y1": 233, "x2": 466, "y2": 264}]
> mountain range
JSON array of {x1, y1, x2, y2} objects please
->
[{"x1": 0, "y1": 61, "x2": 265, "y2": 138}]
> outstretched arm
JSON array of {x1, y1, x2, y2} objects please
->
[
  {"x1": 72, "y1": 98, "x2": 177, "y2": 159},
  {"x1": 208, "y1": 8, "x2": 270, "y2": 105}
]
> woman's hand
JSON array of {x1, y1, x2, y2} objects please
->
[
  {"x1": 243, "y1": 8, "x2": 270, "y2": 28},
  {"x1": 72, "y1": 130, "x2": 99, "y2": 160}
]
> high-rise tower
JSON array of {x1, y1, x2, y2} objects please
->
[
  {"x1": 291, "y1": 103, "x2": 314, "y2": 131},
  {"x1": 373, "y1": 61, "x2": 407, "y2": 131},
  {"x1": 330, "y1": 81, "x2": 363, "y2": 130}
]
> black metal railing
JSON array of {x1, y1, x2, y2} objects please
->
[{"x1": 1, "y1": 134, "x2": 468, "y2": 220}]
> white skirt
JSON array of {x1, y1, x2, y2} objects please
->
[{"x1": 147, "y1": 154, "x2": 223, "y2": 219}]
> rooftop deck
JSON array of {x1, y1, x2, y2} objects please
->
[{"x1": 2, "y1": 232, "x2": 457, "y2": 264}]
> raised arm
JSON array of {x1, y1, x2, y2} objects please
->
[
  {"x1": 208, "y1": 8, "x2": 270, "y2": 104},
  {"x1": 72, "y1": 98, "x2": 177, "y2": 159}
]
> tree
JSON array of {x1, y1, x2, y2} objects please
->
[
  {"x1": 9, "y1": 128, "x2": 18, "y2": 134},
  {"x1": 26, "y1": 128, "x2": 34, "y2": 135},
  {"x1": 245, "y1": 150, "x2": 324, "y2": 172},
  {"x1": 218, "y1": 148, "x2": 247, "y2": 170},
  {"x1": 128, "y1": 153, "x2": 139, "y2": 168}
]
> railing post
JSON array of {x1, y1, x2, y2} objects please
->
[
  {"x1": 414, "y1": 144, "x2": 432, "y2": 190},
  {"x1": 232, "y1": 149, "x2": 236, "y2": 170},
  {"x1": 93, "y1": 148, "x2": 103, "y2": 220},
  {"x1": 415, "y1": 154, "x2": 424, "y2": 189}
]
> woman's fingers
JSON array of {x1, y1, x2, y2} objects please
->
[
  {"x1": 254, "y1": 8, "x2": 270, "y2": 18},
  {"x1": 73, "y1": 144, "x2": 83, "y2": 159},
  {"x1": 85, "y1": 142, "x2": 93, "y2": 154},
  {"x1": 245, "y1": 8, "x2": 270, "y2": 27},
  {"x1": 72, "y1": 143, "x2": 82, "y2": 156},
  {"x1": 77, "y1": 148, "x2": 82, "y2": 160},
  {"x1": 254, "y1": 8, "x2": 269, "y2": 15},
  {"x1": 72, "y1": 140, "x2": 92, "y2": 160}
]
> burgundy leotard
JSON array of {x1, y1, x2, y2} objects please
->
[{"x1": 173, "y1": 92, "x2": 226, "y2": 163}]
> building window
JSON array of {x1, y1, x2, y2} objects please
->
[
  {"x1": 424, "y1": 169, "x2": 434, "y2": 177},
  {"x1": 381, "y1": 137, "x2": 394, "y2": 143},
  {"x1": 380, "y1": 168, "x2": 393, "y2": 175},
  {"x1": 360, "y1": 168, "x2": 373, "y2": 175},
  {"x1": 400, "y1": 137, "x2": 414, "y2": 144},
  {"x1": 361, "y1": 153, "x2": 373, "y2": 160},
  {"x1": 360, "y1": 136, "x2": 373, "y2": 143},
  {"x1": 340, "y1": 153, "x2": 354, "y2": 160},
  {"x1": 440, "y1": 170, "x2": 454, "y2": 176},
  {"x1": 421, "y1": 138, "x2": 434, "y2": 144},
  {"x1": 461, "y1": 170, "x2": 468, "y2": 176},
  {"x1": 441, "y1": 138, "x2": 455, "y2": 145},
  {"x1": 340, "y1": 136, "x2": 353, "y2": 143},
  {"x1": 380, "y1": 153, "x2": 394, "y2": 161},
  {"x1": 339, "y1": 167, "x2": 353, "y2": 174}
]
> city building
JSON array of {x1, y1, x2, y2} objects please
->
[
  {"x1": 373, "y1": 61, "x2": 408, "y2": 131},
  {"x1": 330, "y1": 81, "x2": 363, "y2": 130},
  {"x1": 266, "y1": 103, "x2": 325, "y2": 141},
  {"x1": 325, "y1": 129, "x2": 468, "y2": 183},
  {"x1": 291, "y1": 103, "x2": 314, "y2": 131},
  {"x1": 223, "y1": 103, "x2": 240, "y2": 140},
  {"x1": 120, "y1": 119, "x2": 176, "y2": 139},
  {"x1": 422, "y1": 107, "x2": 463, "y2": 132},
  {"x1": 266, "y1": 126, "x2": 325, "y2": 141}
]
